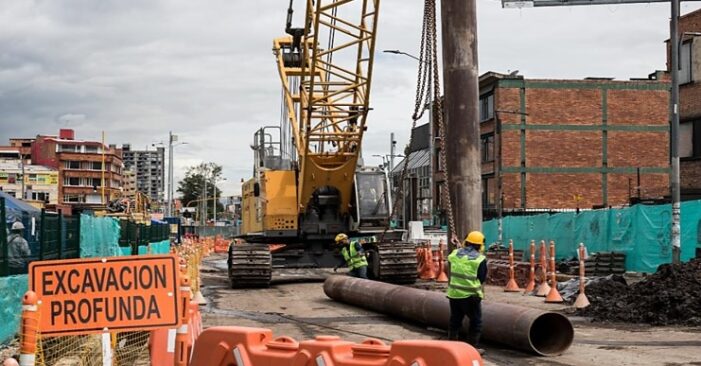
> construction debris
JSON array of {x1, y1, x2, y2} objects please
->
[{"x1": 581, "y1": 259, "x2": 701, "y2": 326}]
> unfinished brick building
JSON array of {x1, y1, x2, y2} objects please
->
[
  {"x1": 477, "y1": 72, "x2": 670, "y2": 213},
  {"x1": 675, "y1": 8, "x2": 701, "y2": 200}
]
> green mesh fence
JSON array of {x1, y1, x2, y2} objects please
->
[
  {"x1": 79, "y1": 214, "x2": 122, "y2": 258},
  {"x1": 0, "y1": 274, "x2": 28, "y2": 344},
  {"x1": 483, "y1": 200, "x2": 701, "y2": 273}
]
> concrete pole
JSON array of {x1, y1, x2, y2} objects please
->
[
  {"x1": 671, "y1": 0, "x2": 681, "y2": 264},
  {"x1": 440, "y1": 0, "x2": 483, "y2": 242}
]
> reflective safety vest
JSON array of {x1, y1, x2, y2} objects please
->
[
  {"x1": 446, "y1": 249, "x2": 485, "y2": 299},
  {"x1": 342, "y1": 241, "x2": 368, "y2": 270}
]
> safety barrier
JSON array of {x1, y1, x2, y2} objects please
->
[
  {"x1": 189, "y1": 327, "x2": 483, "y2": 366},
  {"x1": 416, "y1": 240, "x2": 448, "y2": 282}
]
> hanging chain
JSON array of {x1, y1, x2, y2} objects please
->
[
  {"x1": 382, "y1": 0, "x2": 457, "y2": 242},
  {"x1": 429, "y1": 7, "x2": 457, "y2": 241}
]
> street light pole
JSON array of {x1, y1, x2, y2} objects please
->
[
  {"x1": 384, "y1": 49, "x2": 435, "y2": 225},
  {"x1": 167, "y1": 132, "x2": 173, "y2": 216},
  {"x1": 213, "y1": 177, "x2": 227, "y2": 223}
]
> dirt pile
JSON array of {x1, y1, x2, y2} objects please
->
[{"x1": 581, "y1": 259, "x2": 701, "y2": 326}]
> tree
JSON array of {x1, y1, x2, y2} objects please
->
[{"x1": 177, "y1": 162, "x2": 224, "y2": 222}]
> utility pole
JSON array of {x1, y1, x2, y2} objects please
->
[
  {"x1": 202, "y1": 170, "x2": 208, "y2": 225},
  {"x1": 389, "y1": 133, "x2": 397, "y2": 173},
  {"x1": 17, "y1": 152, "x2": 25, "y2": 200},
  {"x1": 167, "y1": 131, "x2": 174, "y2": 217},
  {"x1": 441, "y1": 0, "x2": 483, "y2": 244},
  {"x1": 670, "y1": 0, "x2": 681, "y2": 264}
]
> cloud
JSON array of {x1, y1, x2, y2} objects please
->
[{"x1": 1, "y1": 0, "x2": 698, "y2": 196}]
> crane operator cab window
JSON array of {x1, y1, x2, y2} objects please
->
[{"x1": 356, "y1": 173, "x2": 389, "y2": 219}]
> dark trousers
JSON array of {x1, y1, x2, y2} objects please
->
[
  {"x1": 449, "y1": 296, "x2": 482, "y2": 337},
  {"x1": 349, "y1": 265, "x2": 368, "y2": 279}
]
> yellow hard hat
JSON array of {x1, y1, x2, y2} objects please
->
[
  {"x1": 464, "y1": 231, "x2": 485, "y2": 247},
  {"x1": 335, "y1": 233, "x2": 349, "y2": 243}
]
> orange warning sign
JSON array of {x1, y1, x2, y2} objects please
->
[{"x1": 29, "y1": 255, "x2": 181, "y2": 336}]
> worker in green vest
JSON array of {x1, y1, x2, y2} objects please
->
[
  {"x1": 446, "y1": 231, "x2": 488, "y2": 354},
  {"x1": 334, "y1": 233, "x2": 368, "y2": 279}
]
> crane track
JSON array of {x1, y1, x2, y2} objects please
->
[
  {"x1": 227, "y1": 244, "x2": 272, "y2": 288},
  {"x1": 368, "y1": 242, "x2": 418, "y2": 284}
]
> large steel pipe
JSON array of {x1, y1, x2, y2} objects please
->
[{"x1": 323, "y1": 276, "x2": 574, "y2": 356}]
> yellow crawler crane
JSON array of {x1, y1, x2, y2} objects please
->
[{"x1": 230, "y1": 0, "x2": 417, "y2": 287}]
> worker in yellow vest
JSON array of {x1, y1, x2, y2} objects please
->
[
  {"x1": 446, "y1": 231, "x2": 488, "y2": 354},
  {"x1": 334, "y1": 233, "x2": 368, "y2": 279}
]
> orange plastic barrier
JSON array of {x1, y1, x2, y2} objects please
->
[
  {"x1": 189, "y1": 327, "x2": 482, "y2": 366},
  {"x1": 150, "y1": 303, "x2": 203, "y2": 366},
  {"x1": 416, "y1": 245, "x2": 436, "y2": 280},
  {"x1": 214, "y1": 236, "x2": 231, "y2": 253}
]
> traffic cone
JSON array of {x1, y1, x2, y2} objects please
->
[
  {"x1": 504, "y1": 239, "x2": 521, "y2": 292},
  {"x1": 535, "y1": 240, "x2": 551, "y2": 297},
  {"x1": 545, "y1": 241, "x2": 563, "y2": 303},
  {"x1": 419, "y1": 246, "x2": 436, "y2": 280},
  {"x1": 574, "y1": 243, "x2": 590, "y2": 309},
  {"x1": 523, "y1": 240, "x2": 536, "y2": 294},
  {"x1": 436, "y1": 240, "x2": 448, "y2": 283}
]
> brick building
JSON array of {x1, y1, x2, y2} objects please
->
[
  {"x1": 478, "y1": 71, "x2": 670, "y2": 213},
  {"x1": 674, "y1": 9, "x2": 701, "y2": 199},
  {"x1": 31, "y1": 129, "x2": 123, "y2": 210}
]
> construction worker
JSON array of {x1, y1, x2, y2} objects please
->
[
  {"x1": 7, "y1": 221, "x2": 31, "y2": 275},
  {"x1": 334, "y1": 233, "x2": 368, "y2": 279},
  {"x1": 446, "y1": 231, "x2": 488, "y2": 354}
]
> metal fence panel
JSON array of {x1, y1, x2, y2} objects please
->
[
  {"x1": 39, "y1": 210, "x2": 61, "y2": 261},
  {"x1": 0, "y1": 198, "x2": 7, "y2": 276}
]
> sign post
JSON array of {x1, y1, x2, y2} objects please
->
[{"x1": 29, "y1": 255, "x2": 181, "y2": 336}]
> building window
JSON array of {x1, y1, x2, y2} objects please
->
[
  {"x1": 63, "y1": 194, "x2": 83, "y2": 203},
  {"x1": 91, "y1": 161, "x2": 103, "y2": 170},
  {"x1": 681, "y1": 41, "x2": 692, "y2": 85},
  {"x1": 64, "y1": 161, "x2": 81, "y2": 169},
  {"x1": 479, "y1": 93, "x2": 495, "y2": 122},
  {"x1": 64, "y1": 177, "x2": 81, "y2": 186},
  {"x1": 482, "y1": 176, "x2": 496, "y2": 208},
  {"x1": 681, "y1": 120, "x2": 701, "y2": 158},
  {"x1": 31, "y1": 192, "x2": 49, "y2": 202},
  {"x1": 59, "y1": 144, "x2": 78, "y2": 153},
  {"x1": 481, "y1": 134, "x2": 495, "y2": 162},
  {"x1": 85, "y1": 146, "x2": 98, "y2": 153}
]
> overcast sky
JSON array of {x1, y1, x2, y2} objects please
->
[{"x1": 1, "y1": 0, "x2": 699, "y2": 196}]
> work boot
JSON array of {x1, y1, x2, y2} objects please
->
[
  {"x1": 447, "y1": 329, "x2": 460, "y2": 341},
  {"x1": 467, "y1": 332, "x2": 485, "y2": 356}
]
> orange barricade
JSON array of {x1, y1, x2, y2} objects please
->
[
  {"x1": 189, "y1": 327, "x2": 483, "y2": 366},
  {"x1": 214, "y1": 236, "x2": 231, "y2": 253},
  {"x1": 149, "y1": 303, "x2": 203, "y2": 366}
]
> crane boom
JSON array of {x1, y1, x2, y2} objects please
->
[{"x1": 274, "y1": 0, "x2": 380, "y2": 215}]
